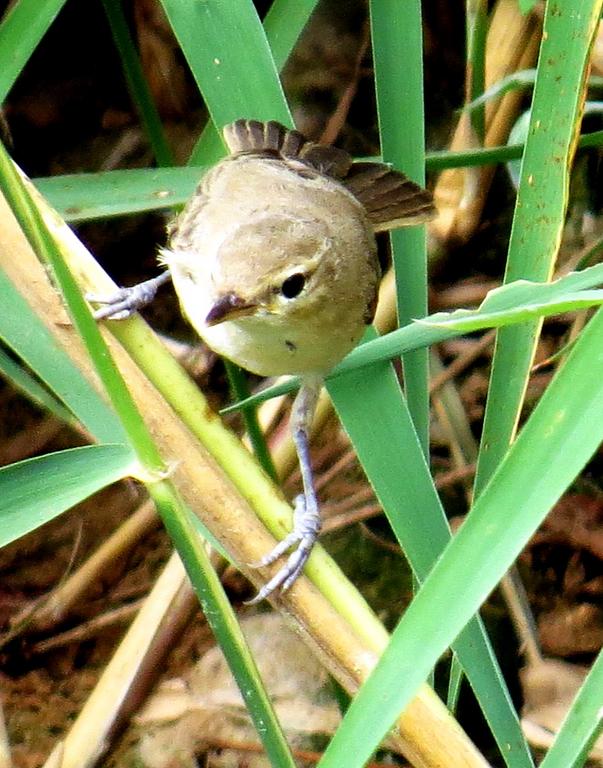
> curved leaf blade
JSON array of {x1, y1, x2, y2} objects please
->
[
  {"x1": 317, "y1": 297, "x2": 603, "y2": 767},
  {"x1": 0, "y1": 444, "x2": 136, "y2": 547}
]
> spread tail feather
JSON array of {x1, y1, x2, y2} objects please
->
[
  {"x1": 223, "y1": 119, "x2": 351, "y2": 177},
  {"x1": 222, "y1": 119, "x2": 435, "y2": 231}
]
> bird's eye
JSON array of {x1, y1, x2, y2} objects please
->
[{"x1": 280, "y1": 273, "x2": 306, "y2": 299}]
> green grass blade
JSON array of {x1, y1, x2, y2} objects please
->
[
  {"x1": 474, "y1": 0, "x2": 602, "y2": 496},
  {"x1": 447, "y1": 656, "x2": 464, "y2": 713},
  {"x1": 538, "y1": 649, "x2": 603, "y2": 768},
  {"x1": 427, "y1": 128, "x2": 603, "y2": 169},
  {"x1": 328, "y1": 332, "x2": 533, "y2": 767},
  {"x1": 34, "y1": 167, "x2": 204, "y2": 222},
  {"x1": 370, "y1": 0, "x2": 430, "y2": 451},
  {"x1": 157, "y1": 0, "x2": 291, "y2": 131},
  {"x1": 465, "y1": 69, "x2": 537, "y2": 112},
  {"x1": 30, "y1": 128, "x2": 603, "y2": 224},
  {"x1": 188, "y1": 0, "x2": 318, "y2": 166},
  {"x1": 226, "y1": 263, "x2": 603, "y2": 412},
  {"x1": 318, "y1": 300, "x2": 603, "y2": 768},
  {"x1": 263, "y1": 0, "x2": 317, "y2": 67},
  {"x1": 224, "y1": 360, "x2": 277, "y2": 482},
  {"x1": 466, "y1": 0, "x2": 488, "y2": 141},
  {"x1": 0, "y1": 0, "x2": 67, "y2": 102},
  {"x1": 0, "y1": 267, "x2": 127, "y2": 443},
  {"x1": 147, "y1": 482, "x2": 298, "y2": 768},
  {"x1": 100, "y1": 0, "x2": 174, "y2": 167},
  {"x1": 0, "y1": 445, "x2": 136, "y2": 546},
  {"x1": 336, "y1": 264, "x2": 603, "y2": 372},
  {"x1": 329, "y1": 333, "x2": 443, "y2": 580},
  {"x1": 0, "y1": 343, "x2": 76, "y2": 426}
]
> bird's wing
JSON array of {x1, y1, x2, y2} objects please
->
[{"x1": 344, "y1": 162, "x2": 436, "y2": 232}]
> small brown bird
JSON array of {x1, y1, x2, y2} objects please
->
[{"x1": 92, "y1": 119, "x2": 435, "y2": 602}]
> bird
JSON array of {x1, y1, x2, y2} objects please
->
[{"x1": 91, "y1": 118, "x2": 435, "y2": 602}]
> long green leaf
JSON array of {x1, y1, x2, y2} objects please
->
[
  {"x1": 318, "y1": 298, "x2": 603, "y2": 766},
  {"x1": 223, "y1": 263, "x2": 603, "y2": 413},
  {"x1": 0, "y1": 268, "x2": 127, "y2": 443},
  {"x1": 34, "y1": 167, "x2": 205, "y2": 222},
  {"x1": 370, "y1": 0, "x2": 430, "y2": 449},
  {"x1": 465, "y1": 0, "x2": 488, "y2": 140},
  {"x1": 0, "y1": 343, "x2": 75, "y2": 426},
  {"x1": 188, "y1": 0, "x2": 317, "y2": 165},
  {"x1": 0, "y1": 445, "x2": 136, "y2": 546},
  {"x1": 337, "y1": 266, "x2": 603, "y2": 372},
  {"x1": 0, "y1": 0, "x2": 67, "y2": 102},
  {"x1": 262, "y1": 0, "x2": 317, "y2": 67},
  {"x1": 31, "y1": 128, "x2": 603, "y2": 223},
  {"x1": 100, "y1": 0, "x2": 174, "y2": 167},
  {"x1": 538, "y1": 649, "x2": 603, "y2": 768},
  {"x1": 474, "y1": 0, "x2": 602, "y2": 495},
  {"x1": 465, "y1": 69, "x2": 537, "y2": 112},
  {"x1": 157, "y1": 0, "x2": 291, "y2": 131},
  {"x1": 224, "y1": 359, "x2": 277, "y2": 482},
  {"x1": 329, "y1": 330, "x2": 532, "y2": 767},
  {"x1": 426, "y1": 128, "x2": 603, "y2": 169}
]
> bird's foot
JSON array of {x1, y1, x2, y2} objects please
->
[
  {"x1": 246, "y1": 494, "x2": 321, "y2": 604},
  {"x1": 87, "y1": 272, "x2": 171, "y2": 320}
]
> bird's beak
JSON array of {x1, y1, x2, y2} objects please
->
[{"x1": 205, "y1": 293, "x2": 257, "y2": 326}]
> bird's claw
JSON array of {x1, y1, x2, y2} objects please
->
[
  {"x1": 87, "y1": 273, "x2": 171, "y2": 321},
  {"x1": 246, "y1": 494, "x2": 320, "y2": 604},
  {"x1": 87, "y1": 287, "x2": 142, "y2": 320}
]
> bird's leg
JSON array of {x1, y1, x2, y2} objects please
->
[
  {"x1": 86, "y1": 270, "x2": 172, "y2": 320},
  {"x1": 247, "y1": 376, "x2": 322, "y2": 603}
]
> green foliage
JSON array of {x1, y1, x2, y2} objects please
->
[
  {"x1": 0, "y1": 1, "x2": 602, "y2": 767},
  {"x1": 0, "y1": 0, "x2": 68, "y2": 102},
  {"x1": 321, "y1": 301, "x2": 603, "y2": 766},
  {"x1": 0, "y1": 445, "x2": 136, "y2": 546}
]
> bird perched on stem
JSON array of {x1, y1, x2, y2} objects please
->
[{"x1": 91, "y1": 118, "x2": 435, "y2": 602}]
